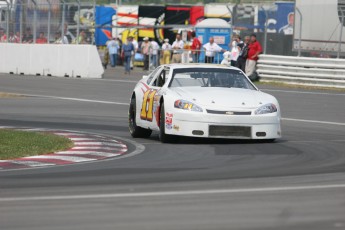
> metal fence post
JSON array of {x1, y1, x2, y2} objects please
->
[
  {"x1": 46, "y1": 0, "x2": 51, "y2": 43},
  {"x1": 19, "y1": 2, "x2": 23, "y2": 43},
  {"x1": 5, "y1": 0, "x2": 10, "y2": 42},
  {"x1": 31, "y1": 0, "x2": 37, "y2": 44},
  {"x1": 61, "y1": 0, "x2": 65, "y2": 42},
  {"x1": 337, "y1": 10, "x2": 344, "y2": 59},
  {"x1": 295, "y1": 7, "x2": 302, "y2": 57},
  {"x1": 261, "y1": 6, "x2": 268, "y2": 54},
  {"x1": 76, "y1": 0, "x2": 81, "y2": 44}
]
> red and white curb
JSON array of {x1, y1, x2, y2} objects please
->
[{"x1": 0, "y1": 127, "x2": 128, "y2": 170}]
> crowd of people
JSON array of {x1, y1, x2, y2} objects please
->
[
  {"x1": 0, "y1": 26, "x2": 89, "y2": 45},
  {"x1": 104, "y1": 31, "x2": 262, "y2": 79}
]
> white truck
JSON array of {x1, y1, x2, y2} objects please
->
[{"x1": 294, "y1": 0, "x2": 345, "y2": 54}]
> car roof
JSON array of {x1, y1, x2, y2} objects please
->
[{"x1": 162, "y1": 63, "x2": 241, "y2": 71}]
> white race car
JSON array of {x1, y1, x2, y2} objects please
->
[{"x1": 129, "y1": 64, "x2": 281, "y2": 143}]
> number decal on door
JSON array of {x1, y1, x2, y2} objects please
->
[{"x1": 140, "y1": 90, "x2": 157, "y2": 121}]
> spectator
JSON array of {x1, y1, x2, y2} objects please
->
[
  {"x1": 122, "y1": 37, "x2": 135, "y2": 74},
  {"x1": 14, "y1": 32, "x2": 20, "y2": 43},
  {"x1": 75, "y1": 30, "x2": 87, "y2": 44},
  {"x1": 236, "y1": 36, "x2": 250, "y2": 72},
  {"x1": 129, "y1": 36, "x2": 138, "y2": 70},
  {"x1": 203, "y1": 37, "x2": 226, "y2": 63},
  {"x1": 36, "y1": 32, "x2": 47, "y2": 44},
  {"x1": 8, "y1": 31, "x2": 19, "y2": 43},
  {"x1": 246, "y1": 34, "x2": 262, "y2": 80},
  {"x1": 107, "y1": 37, "x2": 120, "y2": 68},
  {"x1": 150, "y1": 38, "x2": 160, "y2": 68},
  {"x1": 141, "y1": 37, "x2": 151, "y2": 70},
  {"x1": 230, "y1": 34, "x2": 241, "y2": 66},
  {"x1": 161, "y1": 38, "x2": 172, "y2": 64},
  {"x1": 0, "y1": 28, "x2": 7, "y2": 42},
  {"x1": 190, "y1": 31, "x2": 202, "y2": 63},
  {"x1": 171, "y1": 34, "x2": 184, "y2": 63},
  {"x1": 22, "y1": 28, "x2": 33, "y2": 43},
  {"x1": 54, "y1": 31, "x2": 68, "y2": 44}
]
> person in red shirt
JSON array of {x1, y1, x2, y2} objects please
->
[
  {"x1": 190, "y1": 31, "x2": 201, "y2": 63},
  {"x1": 246, "y1": 34, "x2": 262, "y2": 79},
  {"x1": 36, "y1": 32, "x2": 48, "y2": 44}
]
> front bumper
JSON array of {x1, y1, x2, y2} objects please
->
[{"x1": 165, "y1": 110, "x2": 281, "y2": 139}]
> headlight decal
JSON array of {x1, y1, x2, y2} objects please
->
[
  {"x1": 254, "y1": 103, "x2": 278, "y2": 115},
  {"x1": 174, "y1": 100, "x2": 203, "y2": 112}
]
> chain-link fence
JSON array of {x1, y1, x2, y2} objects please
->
[{"x1": 0, "y1": 0, "x2": 95, "y2": 44}]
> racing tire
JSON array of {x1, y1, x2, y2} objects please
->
[
  {"x1": 129, "y1": 96, "x2": 152, "y2": 138},
  {"x1": 159, "y1": 103, "x2": 178, "y2": 143}
]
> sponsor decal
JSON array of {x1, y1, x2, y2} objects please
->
[
  {"x1": 165, "y1": 112, "x2": 173, "y2": 129},
  {"x1": 140, "y1": 89, "x2": 157, "y2": 121},
  {"x1": 173, "y1": 125, "x2": 180, "y2": 131}
]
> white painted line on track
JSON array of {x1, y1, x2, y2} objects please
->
[
  {"x1": 18, "y1": 93, "x2": 129, "y2": 105},
  {"x1": 26, "y1": 155, "x2": 93, "y2": 162},
  {"x1": 57, "y1": 152, "x2": 120, "y2": 157},
  {"x1": 282, "y1": 118, "x2": 345, "y2": 126},
  {"x1": 73, "y1": 142, "x2": 125, "y2": 147},
  {"x1": 1, "y1": 184, "x2": 345, "y2": 202},
  {"x1": 262, "y1": 89, "x2": 345, "y2": 96},
  {"x1": 72, "y1": 146, "x2": 122, "y2": 150},
  {"x1": 10, "y1": 161, "x2": 55, "y2": 167}
]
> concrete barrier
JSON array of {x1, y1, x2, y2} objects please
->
[
  {"x1": 257, "y1": 55, "x2": 345, "y2": 88},
  {"x1": 0, "y1": 43, "x2": 104, "y2": 78}
]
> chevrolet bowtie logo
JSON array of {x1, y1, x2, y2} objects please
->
[{"x1": 225, "y1": 111, "x2": 234, "y2": 115}]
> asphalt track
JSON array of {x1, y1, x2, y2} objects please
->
[{"x1": 0, "y1": 69, "x2": 345, "y2": 230}]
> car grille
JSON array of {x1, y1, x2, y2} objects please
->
[
  {"x1": 206, "y1": 110, "x2": 252, "y2": 115},
  {"x1": 209, "y1": 125, "x2": 252, "y2": 137}
]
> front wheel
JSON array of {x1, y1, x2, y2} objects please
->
[
  {"x1": 159, "y1": 103, "x2": 178, "y2": 143},
  {"x1": 129, "y1": 96, "x2": 152, "y2": 138}
]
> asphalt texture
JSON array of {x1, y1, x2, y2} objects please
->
[{"x1": 0, "y1": 67, "x2": 345, "y2": 230}]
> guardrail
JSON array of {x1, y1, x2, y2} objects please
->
[{"x1": 257, "y1": 55, "x2": 345, "y2": 88}]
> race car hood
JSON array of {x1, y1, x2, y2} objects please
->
[{"x1": 171, "y1": 87, "x2": 277, "y2": 110}]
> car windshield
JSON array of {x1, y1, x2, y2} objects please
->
[{"x1": 170, "y1": 68, "x2": 256, "y2": 90}]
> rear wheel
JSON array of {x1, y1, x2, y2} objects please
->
[
  {"x1": 129, "y1": 96, "x2": 152, "y2": 138},
  {"x1": 159, "y1": 103, "x2": 178, "y2": 143}
]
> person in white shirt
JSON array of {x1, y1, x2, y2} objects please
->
[
  {"x1": 54, "y1": 31, "x2": 69, "y2": 44},
  {"x1": 229, "y1": 34, "x2": 242, "y2": 66},
  {"x1": 203, "y1": 37, "x2": 226, "y2": 63},
  {"x1": 129, "y1": 36, "x2": 138, "y2": 69},
  {"x1": 161, "y1": 38, "x2": 172, "y2": 64},
  {"x1": 171, "y1": 34, "x2": 184, "y2": 63},
  {"x1": 150, "y1": 39, "x2": 160, "y2": 68}
]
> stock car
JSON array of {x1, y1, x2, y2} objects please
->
[{"x1": 128, "y1": 64, "x2": 281, "y2": 143}]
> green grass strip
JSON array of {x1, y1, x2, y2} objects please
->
[{"x1": 0, "y1": 129, "x2": 73, "y2": 160}]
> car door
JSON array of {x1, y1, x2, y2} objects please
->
[{"x1": 138, "y1": 67, "x2": 169, "y2": 130}]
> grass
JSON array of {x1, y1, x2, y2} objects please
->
[
  {"x1": 255, "y1": 81, "x2": 345, "y2": 92},
  {"x1": 0, "y1": 129, "x2": 73, "y2": 160}
]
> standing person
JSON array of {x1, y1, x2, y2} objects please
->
[
  {"x1": 22, "y1": 27, "x2": 33, "y2": 43},
  {"x1": 8, "y1": 31, "x2": 17, "y2": 43},
  {"x1": 107, "y1": 37, "x2": 120, "y2": 68},
  {"x1": 36, "y1": 32, "x2": 47, "y2": 44},
  {"x1": 0, "y1": 28, "x2": 7, "y2": 42},
  {"x1": 122, "y1": 37, "x2": 135, "y2": 74},
  {"x1": 129, "y1": 36, "x2": 138, "y2": 70},
  {"x1": 108, "y1": 37, "x2": 120, "y2": 67},
  {"x1": 141, "y1": 37, "x2": 151, "y2": 70},
  {"x1": 54, "y1": 31, "x2": 68, "y2": 44},
  {"x1": 75, "y1": 30, "x2": 87, "y2": 44},
  {"x1": 161, "y1": 38, "x2": 172, "y2": 64},
  {"x1": 190, "y1": 31, "x2": 201, "y2": 63},
  {"x1": 171, "y1": 34, "x2": 184, "y2": 63},
  {"x1": 246, "y1": 34, "x2": 262, "y2": 80},
  {"x1": 236, "y1": 36, "x2": 250, "y2": 72},
  {"x1": 150, "y1": 38, "x2": 160, "y2": 68},
  {"x1": 229, "y1": 34, "x2": 241, "y2": 66},
  {"x1": 203, "y1": 37, "x2": 226, "y2": 64}
]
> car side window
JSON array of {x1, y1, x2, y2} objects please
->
[
  {"x1": 152, "y1": 68, "x2": 170, "y2": 87},
  {"x1": 147, "y1": 67, "x2": 161, "y2": 85}
]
